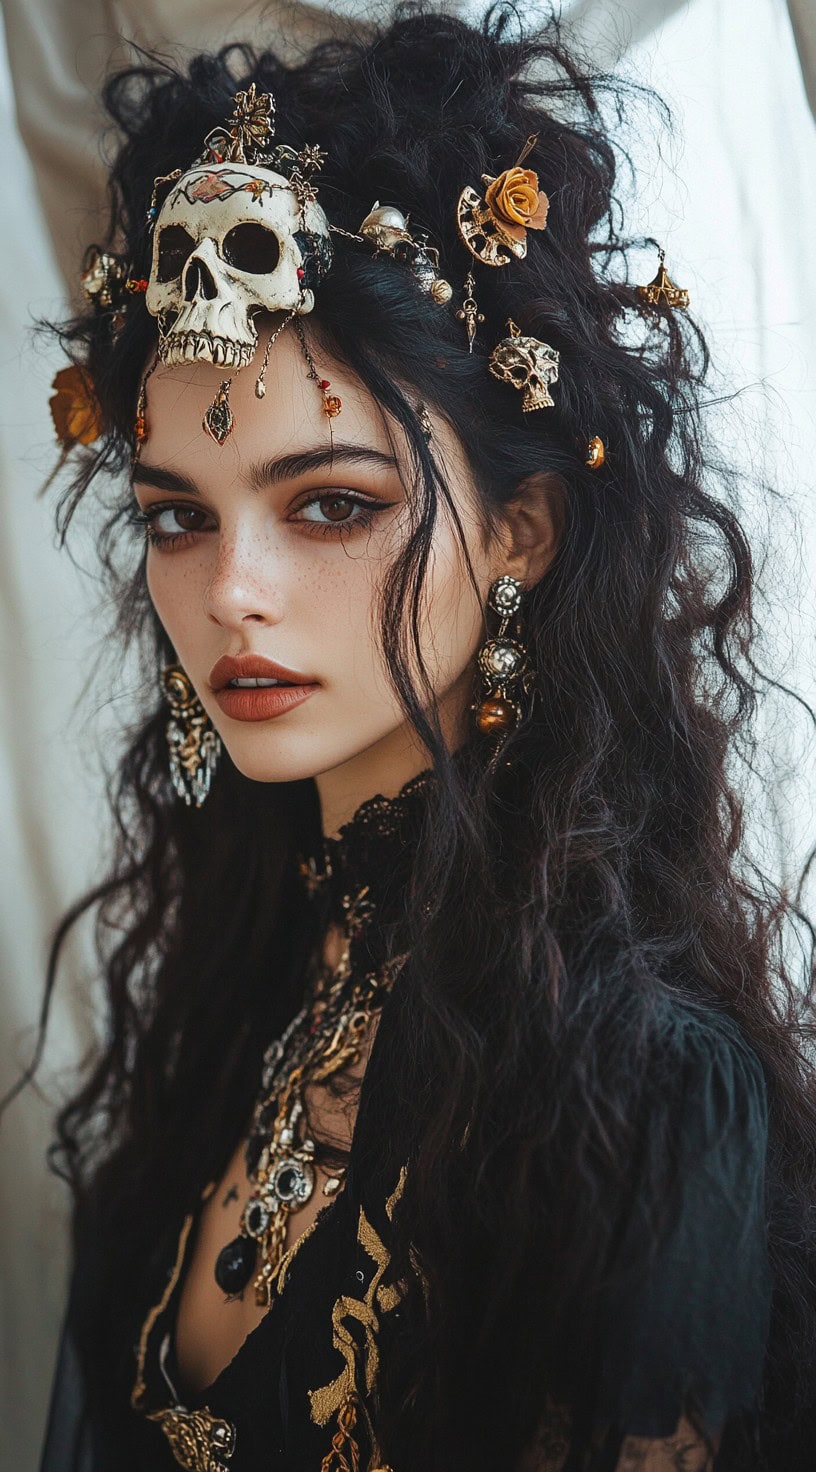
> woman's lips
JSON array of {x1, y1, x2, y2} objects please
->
[
  {"x1": 209, "y1": 651, "x2": 320, "y2": 722},
  {"x1": 214, "y1": 683, "x2": 319, "y2": 722}
]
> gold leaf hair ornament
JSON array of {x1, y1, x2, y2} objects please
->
[
  {"x1": 200, "y1": 82, "x2": 277, "y2": 166},
  {"x1": 49, "y1": 365, "x2": 103, "y2": 449},
  {"x1": 456, "y1": 133, "x2": 550, "y2": 268},
  {"x1": 636, "y1": 245, "x2": 690, "y2": 309}
]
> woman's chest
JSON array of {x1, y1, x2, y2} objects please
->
[{"x1": 173, "y1": 1023, "x2": 379, "y2": 1400}]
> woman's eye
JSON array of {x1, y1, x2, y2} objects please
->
[
  {"x1": 291, "y1": 492, "x2": 391, "y2": 538},
  {"x1": 127, "y1": 502, "x2": 210, "y2": 550}
]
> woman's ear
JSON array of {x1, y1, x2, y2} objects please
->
[{"x1": 496, "y1": 471, "x2": 566, "y2": 586}]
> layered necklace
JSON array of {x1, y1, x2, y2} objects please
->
[{"x1": 213, "y1": 768, "x2": 434, "y2": 1309}]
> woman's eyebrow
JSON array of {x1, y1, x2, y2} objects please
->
[
  {"x1": 248, "y1": 444, "x2": 399, "y2": 488},
  {"x1": 131, "y1": 443, "x2": 399, "y2": 498},
  {"x1": 131, "y1": 463, "x2": 199, "y2": 496}
]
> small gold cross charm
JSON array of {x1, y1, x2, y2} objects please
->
[{"x1": 456, "y1": 271, "x2": 485, "y2": 353}]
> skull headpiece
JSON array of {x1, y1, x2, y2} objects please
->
[
  {"x1": 145, "y1": 86, "x2": 333, "y2": 371},
  {"x1": 488, "y1": 318, "x2": 560, "y2": 412}
]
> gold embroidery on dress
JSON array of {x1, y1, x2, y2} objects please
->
[
  {"x1": 145, "y1": 1406, "x2": 236, "y2": 1472},
  {"x1": 131, "y1": 1207, "x2": 198, "y2": 1410},
  {"x1": 272, "y1": 1196, "x2": 334, "y2": 1298},
  {"x1": 131, "y1": 1180, "x2": 238, "y2": 1471},
  {"x1": 309, "y1": 1167, "x2": 407, "y2": 1472}
]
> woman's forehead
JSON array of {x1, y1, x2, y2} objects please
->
[
  {"x1": 143, "y1": 325, "x2": 396, "y2": 473},
  {"x1": 141, "y1": 321, "x2": 470, "y2": 499}
]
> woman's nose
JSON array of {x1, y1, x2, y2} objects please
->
[{"x1": 201, "y1": 522, "x2": 287, "y2": 628}]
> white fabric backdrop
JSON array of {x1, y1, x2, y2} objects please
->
[{"x1": 1, "y1": 1, "x2": 814, "y2": 1466}]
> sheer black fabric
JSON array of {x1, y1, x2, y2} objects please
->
[{"x1": 594, "y1": 1012, "x2": 771, "y2": 1443}]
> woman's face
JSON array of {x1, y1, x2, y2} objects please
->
[{"x1": 132, "y1": 318, "x2": 511, "y2": 797}]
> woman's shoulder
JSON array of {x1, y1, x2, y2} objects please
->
[
  {"x1": 644, "y1": 994, "x2": 769, "y2": 1156},
  {"x1": 594, "y1": 993, "x2": 772, "y2": 1440}
]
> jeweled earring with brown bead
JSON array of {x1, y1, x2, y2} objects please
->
[{"x1": 471, "y1": 574, "x2": 535, "y2": 755}]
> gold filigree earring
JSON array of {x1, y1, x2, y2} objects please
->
[
  {"x1": 471, "y1": 574, "x2": 536, "y2": 766},
  {"x1": 161, "y1": 664, "x2": 222, "y2": 806}
]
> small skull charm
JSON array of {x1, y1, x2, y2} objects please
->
[
  {"x1": 80, "y1": 245, "x2": 127, "y2": 311},
  {"x1": 488, "y1": 319, "x2": 560, "y2": 412}
]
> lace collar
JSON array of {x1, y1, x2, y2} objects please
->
[{"x1": 296, "y1": 766, "x2": 437, "y2": 928}]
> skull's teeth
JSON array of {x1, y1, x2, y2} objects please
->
[{"x1": 160, "y1": 330, "x2": 256, "y2": 370}]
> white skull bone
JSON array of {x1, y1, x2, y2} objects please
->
[
  {"x1": 145, "y1": 162, "x2": 333, "y2": 370},
  {"x1": 488, "y1": 327, "x2": 560, "y2": 412}
]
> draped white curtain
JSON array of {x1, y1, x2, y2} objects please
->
[{"x1": 1, "y1": 1, "x2": 813, "y2": 1466}]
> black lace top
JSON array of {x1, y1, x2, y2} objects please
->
[{"x1": 39, "y1": 768, "x2": 775, "y2": 1472}]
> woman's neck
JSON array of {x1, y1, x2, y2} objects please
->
[
  {"x1": 314, "y1": 727, "x2": 433, "y2": 840},
  {"x1": 314, "y1": 673, "x2": 472, "y2": 838}
]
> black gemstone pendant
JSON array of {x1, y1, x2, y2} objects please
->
[{"x1": 214, "y1": 1234, "x2": 257, "y2": 1294}]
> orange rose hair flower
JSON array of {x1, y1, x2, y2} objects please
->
[
  {"x1": 456, "y1": 133, "x2": 550, "y2": 267},
  {"x1": 484, "y1": 164, "x2": 549, "y2": 242}
]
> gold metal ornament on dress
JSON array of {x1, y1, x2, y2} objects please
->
[
  {"x1": 161, "y1": 663, "x2": 222, "y2": 807},
  {"x1": 456, "y1": 133, "x2": 550, "y2": 268},
  {"x1": 209, "y1": 849, "x2": 411, "y2": 1309},
  {"x1": 489, "y1": 319, "x2": 560, "y2": 412},
  {"x1": 472, "y1": 574, "x2": 536, "y2": 766},
  {"x1": 636, "y1": 246, "x2": 690, "y2": 309}
]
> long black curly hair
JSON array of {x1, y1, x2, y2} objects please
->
[{"x1": 12, "y1": 2, "x2": 816, "y2": 1469}]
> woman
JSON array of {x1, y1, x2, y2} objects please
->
[{"x1": 16, "y1": 3, "x2": 816, "y2": 1469}]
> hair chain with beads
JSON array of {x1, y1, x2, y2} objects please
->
[{"x1": 293, "y1": 319, "x2": 342, "y2": 433}]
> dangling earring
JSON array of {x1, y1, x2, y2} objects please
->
[
  {"x1": 161, "y1": 663, "x2": 222, "y2": 806},
  {"x1": 472, "y1": 575, "x2": 535, "y2": 763}
]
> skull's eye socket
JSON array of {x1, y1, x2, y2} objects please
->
[
  {"x1": 222, "y1": 222, "x2": 280, "y2": 274},
  {"x1": 156, "y1": 225, "x2": 196, "y2": 283},
  {"x1": 510, "y1": 366, "x2": 528, "y2": 384}
]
